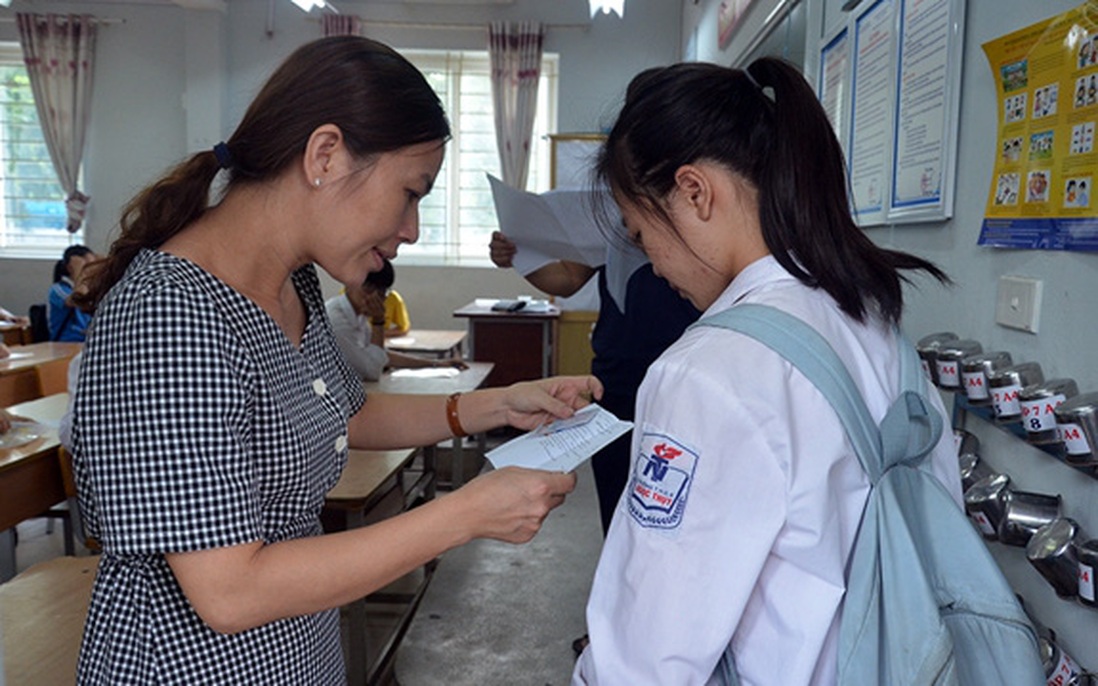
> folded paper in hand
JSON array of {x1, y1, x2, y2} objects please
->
[{"x1": 486, "y1": 403, "x2": 633, "y2": 473}]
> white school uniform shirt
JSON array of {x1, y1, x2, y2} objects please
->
[
  {"x1": 573, "y1": 255, "x2": 963, "y2": 686},
  {"x1": 325, "y1": 294, "x2": 390, "y2": 381}
]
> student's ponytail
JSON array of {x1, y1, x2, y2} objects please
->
[{"x1": 744, "y1": 57, "x2": 948, "y2": 324}]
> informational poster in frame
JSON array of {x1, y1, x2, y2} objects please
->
[
  {"x1": 820, "y1": 0, "x2": 965, "y2": 227},
  {"x1": 887, "y1": 0, "x2": 966, "y2": 223},
  {"x1": 848, "y1": 0, "x2": 898, "y2": 226},
  {"x1": 549, "y1": 133, "x2": 606, "y2": 190}
]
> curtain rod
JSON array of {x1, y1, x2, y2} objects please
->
[
  {"x1": 0, "y1": 16, "x2": 126, "y2": 24},
  {"x1": 308, "y1": 17, "x2": 589, "y2": 31}
]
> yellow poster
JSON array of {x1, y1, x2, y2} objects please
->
[{"x1": 980, "y1": 1, "x2": 1098, "y2": 250}]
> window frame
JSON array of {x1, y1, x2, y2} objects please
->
[{"x1": 398, "y1": 48, "x2": 559, "y2": 267}]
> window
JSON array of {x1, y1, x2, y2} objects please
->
[
  {"x1": 399, "y1": 49, "x2": 558, "y2": 266},
  {"x1": 0, "y1": 42, "x2": 76, "y2": 259}
]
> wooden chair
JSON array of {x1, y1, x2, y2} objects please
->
[{"x1": 33, "y1": 356, "x2": 71, "y2": 397}]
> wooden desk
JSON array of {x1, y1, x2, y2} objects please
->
[
  {"x1": 323, "y1": 447, "x2": 430, "y2": 686},
  {"x1": 386, "y1": 329, "x2": 466, "y2": 359},
  {"x1": 0, "y1": 556, "x2": 96, "y2": 686},
  {"x1": 0, "y1": 323, "x2": 32, "y2": 346},
  {"x1": 0, "y1": 393, "x2": 69, "y2": 581},
  {"x1": 363, "y1": 362, "x2": 493, "y2": 488},
  {"x1": 0, "y1": 342, "x2": 81, "y2": 406},
  {"x1": 453, "y1": 302, "x2": 559, "y2": 388}
]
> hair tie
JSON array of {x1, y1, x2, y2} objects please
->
[
  {"x1": 213, "y1": 142, "x2": 234, "y2": 170},
  {"x1": 742, "y1": 67, "x2": 776, "y2": 103}
]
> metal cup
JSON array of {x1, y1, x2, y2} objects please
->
[
  {"x1": 1026, "y1": 517, "x2": 1079, "y2": 598},
  {"x1": 916, "y1": 332, "x2": 959, "y2": 387},
  {"x1": 1054, "y1": 391, "x2": 1098, "y2": 468},
  {"x1": 935, "y1": 339, "x2": 983, "y2": 391},
  {"x1": 1077, "y1": 539, "x2": 1098, "y2": 607},
  {"x1": 988, "y1": 362, "x2": 1045, "y2": 423},
  {"x1": 960, "y1": 351, "x2": 1013, "y2": 406},
  {"x1": 964, "y1": 473, "x2": 1010, "y2": 541},
  {"x1": 999, "y1": 490, "x2": 1063, "y2": 547},
  {"x1": 959, "y1": 452, "x2": 992, "y2": 493},
  {"x1": 1019, "y1": 378, "x2": 1079, "y2": 445}
]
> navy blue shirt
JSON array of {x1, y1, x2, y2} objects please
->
[{"x1": 590, "y1": 264, "x2": 700, "y2": 418}]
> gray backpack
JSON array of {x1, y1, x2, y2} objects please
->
[{"x1": 696, "y1": 304, "x2": 1044, "y2": 685}]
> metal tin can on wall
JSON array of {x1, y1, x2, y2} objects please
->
[
  {"x1": 1026, "y1": 517, "x2": 1079, "y2": 598},
  {"x1": 960, "y1": 351, "x2": 1013, "y2": 406},
  {"x1": 1077, "y1": 539, "x2": 1098, "y2": 607},
  {"x1": 916, "y1": 332, "x2": 959, "y2": 387},
  {"x1": 1019, "y1": 378, "x2": 1079, "y2": 445},
  {"x1": 988, "y1": 362, "x2": 1045, "y2": 422},
  {"x1": 963, "y1": 473, "x2": 1010, "y2": 540},
  {"x1": 999, "y1": 490, "x2": 1063, "y2": 547},
  {"x1": 1054, "y1": 391, "x2": 1098, "y2": 469},
  {"x1": 934, "y1": 340, "x2": 983, "y2": 391}
]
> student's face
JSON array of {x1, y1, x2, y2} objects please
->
[{"x1": 320, "y1": 140, "x2": 444, "y2": 286}]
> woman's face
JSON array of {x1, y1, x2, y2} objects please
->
[
  {"x1": 318, "y1": 140, "x2": 444, "y2": 286},
  {"x1": 68, "y1": 252, "x2": 99, "y2": 282}
]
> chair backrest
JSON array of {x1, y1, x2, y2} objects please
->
[
  {"x1": 28, "y1": 304, "x2": 49, "y2": 343},
  {"x1": 695, "y1": 304, "x2": 1045, "y2": 686},
  {"x1": 34, "y1": 357, "x2": 71, "y2": 397},
  {"x1": 58, "y1": 447, "x2": 100, "y2": 553}
]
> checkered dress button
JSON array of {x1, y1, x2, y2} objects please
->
[{"x1": 71, "y1": 250, "x2": 366, "y2": 684}]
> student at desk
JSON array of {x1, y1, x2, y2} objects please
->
[
  {"x1": 67, "y1": 36, "x2": 600, "y2": 685},
  {"x1": 364, "y1": 257, "x2": 411, "y2": 337},
  {"x1": 327, "y1": 263, "x2": 467, "y2": 381}
]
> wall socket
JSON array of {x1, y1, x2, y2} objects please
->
[{"x1": 995, "y1": 275, "x2": 1043, "y2": 333}]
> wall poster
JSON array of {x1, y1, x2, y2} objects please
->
[
  {"x1": 819, "y1": 0, "x2": 964, "y2": 227},
  {"x1": 979, "y1": 1, "x2": 1098, "y2": 251}
]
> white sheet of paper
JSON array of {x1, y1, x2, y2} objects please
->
[
  {"x1": 487, "y1": 173, "x2": 651, "y2": 312},
  {"x1": 390, "y1": 368, "x2": 461, "y2": 379},
  {"x1": 486, "y1": 403, "x2": 633, "y2": 473}
]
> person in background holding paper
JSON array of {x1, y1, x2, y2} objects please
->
[
  {"x1": 327, "y1": 259, "x2": 467, "y2": 381},
  {"x1": 573, "y1": 59, "x2": 959, "y2": 684},
  {"x1": 65, "y1": 36, "x2": 602, "y2": 685},
  {"x1": 489, "y1": 233, "x2": 697, "y2": 537}
]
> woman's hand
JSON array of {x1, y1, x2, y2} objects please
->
[
  {"x1": 456, "y1": 466, "x2": 577, "y2": 543},
  {"x1": 500, "y1": 375, "x2": 604, "y2": 431},
  {"x1": 489, "y1": 231, "x2": 517, "y2": 269}
]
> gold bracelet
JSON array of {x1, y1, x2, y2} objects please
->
[{"x1": 446, "y1": 392, "x2": 467, "y2": 438}]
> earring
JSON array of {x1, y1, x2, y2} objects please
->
[{"x1": 313, "y1": 178, "x2": 322, "y2": 187}]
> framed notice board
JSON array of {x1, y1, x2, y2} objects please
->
[{"x1": 819, "y1": 0, "x2": 966, "y2": 226}]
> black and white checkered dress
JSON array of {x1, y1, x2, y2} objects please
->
[{"x1": 71, "y1": 249, "x2": 365, "y2": 684}]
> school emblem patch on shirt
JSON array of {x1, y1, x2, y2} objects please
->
[{"x1": 628, "y1": 431, "x2": 698, "y2": 530}]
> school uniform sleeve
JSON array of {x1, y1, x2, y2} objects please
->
[{"x1": 575, "y1": 341, "x2": 789, "y2": 685}]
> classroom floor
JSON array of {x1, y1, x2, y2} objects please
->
[{"x1": 11, "y1": 458, "x2": 606, "y2": 686}]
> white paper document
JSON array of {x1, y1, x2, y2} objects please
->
[
  {"x1": 486, "y1": 403, "x2": 633, "y2": 474},
  {"x1": 390, "y1": 368, "x2": 461, "y2": 379}
]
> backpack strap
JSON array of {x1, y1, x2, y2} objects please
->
[{"x1": 691, "y1": 303, "x2": 886, "y2": 481}]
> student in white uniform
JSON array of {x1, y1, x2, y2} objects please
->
[{"x1": 573, "y1": 58, "x2": 961, "y2": 685}]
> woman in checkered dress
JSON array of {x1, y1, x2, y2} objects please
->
[{"x1": 68, "y1": 36, "x2": 601, "y2": 685}]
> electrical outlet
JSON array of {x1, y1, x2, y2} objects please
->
[{"x1": 995, "y1": 276, "x2": 1043, "y2": 333}]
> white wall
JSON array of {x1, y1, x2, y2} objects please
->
[
  {"x1": 0, "y1": 0, "x2": 681, "y2": 328},
  {"x1": 684, "y1": 0, "x2": 1098, "y2": 669}
]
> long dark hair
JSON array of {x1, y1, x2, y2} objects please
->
[
  {"x1": 597, "y1": 58, "x2": 949, "y2": 325},
  {"x1": 74, "y1": 35, "x2": 450, "y2": 310}
]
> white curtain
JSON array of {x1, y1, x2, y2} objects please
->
[
  {"x1": 16, "y1": 13, "x2": 97, "y2": 234},
  {"x1": 322, "y1": 14, "x2": 361, "y2": 37},
  {"x1": 488, "y1": 21, "x2": 544, "y2": 190}
]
